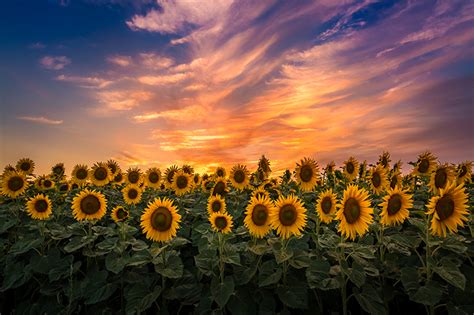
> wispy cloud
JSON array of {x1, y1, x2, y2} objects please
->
[
  {"x1": 107, "y1": 55, "x2": 132, "y2": 67},
  {"x1": 96, "y1": 90, "x2": 153, "y2": 111},
  {"x1": 28, "y1": 42, "x2": 46, "y2": 49},
  {"x1": 17, "y1": 115, "x2": 63, "y2": 125},
  {"x1": 56, "y1": 74, "x2": 113, "y2": 88},
  {"x1": 39, "y1": 55, "x2": 71, "y2": 70}
]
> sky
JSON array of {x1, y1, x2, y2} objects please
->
[{"x1": 1, "y1": 0, "x2": 473, "y2": 175}]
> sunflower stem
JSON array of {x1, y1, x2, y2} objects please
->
[
  {"x1": 425, "y1": 213, "x2": 435, "y2": 315},
  {"x1": 218, "y1": 233, "x2": 225, "y2": 284},
  {"x1": 161, "y1": 245, "x2": 167, "y2": 308},
  {"x1": 338, "y1": 235, "x2": 348, "y2": 315}
]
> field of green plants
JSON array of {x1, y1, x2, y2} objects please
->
[{"x1": 0, "y1": 153, "x2": 472, "y2": 314}]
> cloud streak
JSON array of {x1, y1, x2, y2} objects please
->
[
  {"x1": 17, "y1": 116, "x2": 64, "y2": 125},
  {"x1": 39, "y1": 56, "x2": 71, "y2": 70}
]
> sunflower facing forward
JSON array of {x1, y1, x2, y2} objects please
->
[
  {"x1": 212, "y1": 177, "x2": 228, "y2": 196},
  {"x1": 209, "y1": 212, "x2": 233, "y2": 234},
  {"x1": 164, "y1": 165, "x2": 179, "y2": 189},
  {"x1": 90, "y1": 162, "x2": 112, "y2": 186},
  {"x1": 16, "y1": 158, "x2": 35, "y2": 175},
  {"x1": 72, "y1": 189, "x2": 107, "y2": 221},
  {"x1": 429, "y1": 164, "x2": 454, "y2": 195},
  {"x1": 141, "y1": 197, "x2": 181, "y2": 242},
  {"x1": 427, "y1": 181, "x2": 468, "y2": 237},
  {"x1": 214, "y1": 167, "x2": 227, "y2": 179},
  {"x1": 207, "y1": 194, "x2": 226, "y2": 215},
  {"x1": 343, "y1": 157, "x2": 359, "y2": 182},
  {"x1": 111, "y1": 206, "x2": 129, "y2": 223},
  {"x1": 336, "y1": 185, "x2": 373, "y2": 240},
  {"x1": 172, "y1": 170, "x2": 192, "y2": 196},
  {"x1": 144, "y1": 167, "x2": 161, "y2": 189},
  {"x1": 125, "y1": 167, "x2": 143, "y2": 185},
  {"x1": 295, "y1": 158, "x2": 319, "y2": 192},
  {"x1": 379, "y1": 187, "x2": 413, "y2": 226},
  {"x1": 1, "y1": 171, "x2": 28, "y2": 198},
  {"x1": 269, "y1": 194, "x2": 307, "y2": 239},
  {"x1": 122, "y1": 184, "x2": 142, "y2": 205},
  {"x1": 71, "y1": 164, "x2": 89, "y2": 185},
  {"x1": 106, "y1": 159, "x2": 121, "y2": 177},
  {"x1": 244, "y1": 195, "x2": 274, "y2": 238},
  {"x1": 229, "y1": 164, "x2": 249, "y2": 190},
  {"x1": 316, "y1": 189, "x2": 337, "y2": 224},
  {"x1": 412, "y1": 151, "x2": 437, "y2": 176},
  {"x1": 369, "y1": 165, "x2": 388, "y2": 195},
  {"x1": 26, "y1": 194, "x2": 52, "y2": 220}
]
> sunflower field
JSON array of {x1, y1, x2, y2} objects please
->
[{"x1": 0, "y1": 152, "x2": 473, "y2": 314}]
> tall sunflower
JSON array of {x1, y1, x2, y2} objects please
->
[
  {"x1": 244, "y1": 195, "x2": 273, "y2": 238},
  {"x1": 1, "y1": 171, "x2": 28, "y2": 198},
  {"x1": 192, "y1": 173, "x2": 201, "y2": 188},
  {"x1": 412, "y1": 151, "x2": 437, "y2": 176},
  {"x1": 269, "y1": 194, "x2": 307, "y2": 239},
  {"x1": 389, "y1": 171, "x2": 402, "y2": 190},
  {"x1": 378, "y1": 151, "x2": 391, "y2": 170},
  {"x1": 336, "y1": 185, "x2": 373, "y2": 240},
  {"x1": 181, "y1": 164, "x2": 194, "y2": 175},
  {"x1": 172, "y1": 170, "x2": 192, "y2": 196},
  {"x1": 229, "y1": 164, "x2": 250, "y2": 190},
  {"x1": 456, "y1": 161, "x2": 472, "y2": 184},
  {"x1": 212, "y1": 177, "x2": 228, "y2": 196},
  {"x1": 215, "y1": 167, "x2": 227, "y2": 179},
  {"x1": 125, "y1": 167, "x2": 143, "y2": 185},
  {"x1": 359, "y1": 160, "x2": 368, "y2": 180},
  {"x1": 41, "y1": 176, "x2": 55, "y2": 190},
  {"x1": 16, "y1": 158, "x2": 35, "y2": 175},
  {"x1": 58, "y1": 181, "x2": 70, "y2": 193},
  {"x1": 258, "y1": 155, "x2": 271, "y2": 179},
  {"x1": 316, "y1": 189, "x2": 337, "y2": 224},
  {"x1": 3, "y1": 164, "x2": 15, "y2": 174},
  {"x1": 392, "y1": 160, "x2": 403, "y2": 173},
  {"x1": 26, "y1": 194, "x2": 52, "y2": 220},
  {"x1": 427, "y1": 182, "x2": 468, "y2": 237},
  {"x1": 209, "y1": 212, "x2": 233, "y2": 234},
  {"x1": 429, "y1": 164, "x2": 454, "y2": 195},
  {"x1": 207, "y1": 195, "x2": 226, "y2": 215},
  {"x1": 51, "y1": 163, "x2": 65, "y2": 179},
  {"x1": 140, "y1": 197, "x2": 181, "y2": 242},
  {"x1": 164, "y1": 165, "x2": 179, "y2": 189},
  {"x1": 111, "y1": 206, "x2": 129, "y2": 223},
  {"x1": 106, "y1": 159, "x2": 121, "y2": 177},
  {"x1": 72, "y1": 189, "x2": 107, "y2": 221},
  {"x1": 369, "y1": 165, "x2": 388, "y2": 195},
  {"x1": 295, "y1": 157, "x2": 319, "y2": 192},
  {"x1": 343, "y1": 157, "x2": 359, "y2": 181},
  {"x1": 379, "y1": 187, "x2": 413, "y2": 226},
  {"x1": 144, "y1": 167, "x2": 161, "y2": 189},
  {"x1": 122, "y1": 184, "x2": 142, "y2": 205},
  {"x1": 201, "y1": 177, "x2": 213, "y2": 193},
  {"x1": 71, "y1": 164, "x2": 89, "y2": 185},
  {"x1": 90, "y1": 162, "x2": 112, "y2": 186}
]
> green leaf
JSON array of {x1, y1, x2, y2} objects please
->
[
  {"x1": 0, "y1": 216, "x2": 19, "y2": 233},
  {"x1": 9, "y1": 238, "x2": 42, "y2": 256},
  {"x1": 125, "y1": 284, "x2": 162, "y2": 315},
  {"x1": 411, "y1": 282, "x2": 443, "y2": 306},
  {"x1": 82, "y1": 270, "x2": 117, "y2": 305},
  {"x1": 106, "y1": 253, "x2": 128, "y2": 274},
  {"x1": 349, "y1": 261, "x2": 366, "y2": 288},
  {"x1": 195, "y1": 249, "x2": 217, "y2": 276},
  {"x1": 354, "y1": 284, "x2": 385, "y2": 315},
  {"x1": 96, "y1": 237, "x2": 119, "y2": 252},
  {"x1": 433, "y1": 264, "x2": 466, "y2": 290},
  {"x1": 211, "y1": 276, "x2": 234, "y2": 308},
  {"x1": 259, "y1": 261, "x2": 282, "y2": 287},
  {"x1": 306, "y1": 259, "x2": 331, "y2": 289},
  {"x1": 131, "y1": 239, "x2": 148, "y2": 251},
  {"x1": 401, "y1": 267, "x2": 419, "y2": 294},
  {"x1": 276, "y1": 282, "x2": 308, "y2": 309},
  {"x1": 222, "y1": 246, "x2": 241, "y2": 266},
  {"x1": 289, "y1": 250, "x2": 310, "y2": 269},
  {"x1": 155, "y1": 253, "x2": 183, "y2": 279},
  {"x1": 127, "y1": 250, "x2": 152, "y2": 267},
  {"x1": 64, "y1": 235, "x2": 96, "y2": 253},
  {"x1": 48, "y1": 256, "x2": 75, "y2": 281},
  {"x1": 248, "y1": 240, "x2": 270, "y2": 255},
  {"x1": 170, "y1": 237, "x2": 190, "y2": 247},
  {"x1": 1, "y1": 261, "x2": 32, "y2": 291}
]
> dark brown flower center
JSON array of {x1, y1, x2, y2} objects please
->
[
  {"x1": 43, "y1": 180, "x2": 53, "y2": 188},
  {"x1": 108, "y1": 163, "x2": 117, "y2": 174},
  {"x1": 211, "y1": 200, "x2": 222, "y2": 212},
  {"x1": 59, "y1": 184, "x2": 69, "y2": 191},
  {"x1": 128, "y1": 171, "x2": 140, "y2": 184},
  {"x1": 300, "y1": 165, "x2": 313, "y2": 182},
  {"x1": 233, "y1": 170, "x2": 245, "y2": 183},
  {"x1": 279, "y1": 204, "x2": 297, "y2": 226},
  {"x1": 215, "y1": 216, "x2": 228, "y2": 230},
  {"x1": 114, "y1": 173, "x2": 123, "y2": 182},
  {"x1": 176, "y1": 175, "x2": 188, "y2": 189},
  {"x1": 149, "y1": 172, "x2": 159, "y2": 183},
  {"x1": 387, "y1": 194, "x2": 402, "y2": 216},
  {"x1": 459, "y1": 165, "x2": 467, "y2": 177},
  {"x1": 128, "y1": 188, "x2": 138, "y2": 199},
  {"x1": 343, "y1": 198, "x2": 360, "y2": 224},
  {"x1": 217, "y1": 169, "x2": 225, "y2": 177},
  {"x1": 8, "y1": 176, "x2": 24, "y2": 191},
  {"x1": 80, "y1": 195, "x2": 101, "y2": 215},
  {"x1": 390, "y1": 175, "x2": 398, "y2": 189},
  {"x1": 213, "y1": 181, "x2": 225, "y2": 195},
  {"x1": 346, "y1": 162, "x2": 355, "y2": 174},
  {"x1": 435, "y1": 195, "x2": 454, "y2": 221},
  {"x1": 151, "y1": 207, "x2": 173, "y2": 231},
  {"x1": 434, "y1": 169, "x2": 447, "y2": 189},
  {"x1": 94, "y1": 167, "x2": 108, "y2": 181},
  {"x1": 20, "y1": 162, "x2": 31, "y2": 171},
  {"x1": 321, "y1": 196, "x2": 332, "y2": 214},
  {"x1": 418, "y1": 158, "x2": 429, "y2": 173},
  {"x1": 53, "y1": 165, "x2": 64, "y2": 175},
  {"x1": 166, "y1": 170, "x2": 175, "y2": 183},
  {"x1": 252, "y1": 204, "x2": 268, "y2": 226},
  {"x1": 76, "y1": 168, "x2": 88, "y2": 180},
  {"x1": 372, "y1": 172, "x2": 381, "y2": 188},
  {"x1": 116, "y1": 208, "x2": 128, "y2": 220},
  {"x1": 35, "y1": 199, "x2": 48, "y2": 213},
  {"x1": 194, "y1": 175, "x2": 200, "y2": 184}
]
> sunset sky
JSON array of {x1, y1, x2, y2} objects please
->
[{"x1": 1, "y1": 0, "x2": 473, "y2": 175}]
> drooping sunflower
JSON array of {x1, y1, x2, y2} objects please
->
[
  {"x1": 209, "y1": 212, "x2": 233, "y2": 234},
  {"x1": 343, "y1": 157, "x2": 359, "y2": 181},
  {"x1": 26, "y1": 194, "x2": 53, "y2": 220},
  {"x1": 90, "y1": 162, "x2": 112, "y2": 186},
  {"x1": 244, "y1": 195, "x2": 273, "y2": 238},
  {"x1": 378, "y1": 151, "x2": 391, "y2": 170},
  {"x1": 429, "y1": 164, "x2": 455, "y2": 195},
  {"x1": 336, "y1": 185, "x2": 373, "y2": 240},
  {"x1": 125, "y1": 167, "x2": 142, "y2": 185},
  {"x1": 412, "y1": 151, "x2": 437, "y2": 176},
  {"x1": 295, "y1": 158, "x2": 319, "y2": 192},
  {"x1": 215, "y1": 167, "x2": 227, "y2": 179},
  {"x1": 181, "y1": 164, "x2": 194, "y2": 175},
  {"x1": 456, "y1": 161, "x2": 472, "y2": 184},
  {"x1": 106, "y1": 159, "x2": 121, "y2": 177},
  {"x1": 172, "y1": 170, "x2": 192, "y2": 196},
  {"x1": 71, "y1": 164, "x2": 89, "y2": 185},
  {"x1": 207, "y1": 194, "x2": 226, "y2": 215},
  {"x1": 122, "y1": 184, "x2": 142, "y2": 205},
  {"x1": 164, "y1": 165, "x2": 179, "y2": 189},
  {"x1": 229, "y1": 164, "x2": 250, "y2": 190},
  {"x1": 51, "y1": 163, "x2": 65, "y2": 178},
  {"x1": 192, "y1": 173, "x2": 201, "y2": 188},
  {"x1": 144, "y1": 167, "x2": 161, "y2": 188},
  {"x1": 389, "y1": 171, "x2": 402, "y2": 190},
  {"x1": 212, "y1": 177, "x2": 228, "y2": 196},
  {"x1": 379, "y1": 187, "x2": 413, "y2": 226},
  {"x1": 316, "y1": 189, "x2": 337, "y2": 224},
  {"x1": 427, "y1": 181, "x2": 468, "y2": 237},
  {"x1": 369, "y1": 165, "x2": 388, "y2": 195},
  {"x1": 140, "y1": 197, "x2": 181, "y2": 242},
  {"x1": 16, "y1": 158, "x2": 35, "y2": 175},
  {"x1": 1, "y1": 171, "x2": 28, "y2": 198},
  {"x1": 111, "y1": 206, "x2": 129, "y2": 223},
  {"x1": 325, "y1": 161, "x2": 336, "y2": 174},
  {"x1": 71, "y1": 189, "x2": 107, "y2": 221},
  {"x1": 258, "y1": 155, "x2": 272, "y2": 178},
  {"x1": 269, "y1": 194, "x2": 307, "y2": 239}
]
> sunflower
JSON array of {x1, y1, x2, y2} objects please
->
[
  {"x1": 378, "y1": 151, "x2": 391, "y2": 170},
  {"x1": 427, "y1": 181, "x2": 468, "y2": 237},
  {"x1": 369, "y1": 165, "x2": 388, "y2": 195},
  {"x1": 51, "y1": 163, "x2": 65, "y2": 178},
  {"x1": 244, "y1": 195, "x2": 273, "y2": 238},
  {"x1": 122, "y1": 184, "x2": 142, "y2": 205},
  {"x1": 336, "y1": 185, "x2": 373, "y2": 240},
  {"x1": 209, "y1": 212, "x2": 233, "y2": 234},
  {"x1": 215, "y1": 167, "x2": 226, "y2": 179},
  {"x1": 229, "y1": 164, "x2": 250, "y2": 190},
  {"x1": 295, "y1": 158, "x2": 319, "y2": 192},
  {"x1": 429, "y1": 164, "x2": 455, "y2": 195},
  {"x1": 71, "y1": 164, "x2": 89, "y2": 185},
  {"x1": 140, "y1": 197, "x2": 181, "y2": 242},
  {"x1": 379, "y1": 187, "x2": 413, "y2": 226},
  {"x1": 58, "y1": 181, "x2": 70, "y2": 193},
  {"x1": 26, "y1": 194, "x2": 53, "y2": 220},
  {"x1": 125, "y1": 167, "x2": 143, "y2": 185},
  {"x1": 71, "y1": 189, "x2": 107, "y2": 221},
  {"x1": 1, "y1": 171, "x2": 28, "y2": 198},
  {"x1": 325, "y1": 161, "x2": 336, "y2": 174},
  {"x1": 201, "y1": 177, "x2": 213, "y2": 193},
  {"x1": 412, "y1": 151, "x2": 437, "y2": 176},
  {"x1": 172, "y1": 170, "x2": 192, "y2": 196},
  {"x1": 106, "y1": 159, "x2": 121, "y2": 177},
  {"x1": 3, "y1": 164, "x2": 16, "y2": 174},
  {"x1": 16, "y1": 158, "x2": 35, "y2": 175},
  {"x1": 316, "y1": 189, "x2": 337, "y2": 224},
  {"x1": 207, "y1": 194, "x2": 226, "y2": 215},
  {"x1": 252, "y1": 186, "x2": 270, "y2": 200},
  {"x1": 181, "y1": 164, "x2": 194, "y2": 175},
  {"x1": 258, "y1": 155, "x2": 271, "y2": 178},
  {"x1": 144, "y1": 167, "x2": 161, "y2": 188},
  {"x1": 212, "y1": 177, "x2": 228, "y2": 196},
  {"x1": 343, "y1": 157, "x2": 359, "y2": 181},
  {"x1": 389, "y1": 171, "x2": 402, "y2": 189},
  {"x1": 456, "y1": 161, "x2": 472, "y2": 184},
  {"x1": 192, "y1": 173, "x2": 201, "y2": 187},
  {"x1": 41, "y1": 176, "x2": 55, "y2": 190},
  {"x1": 392, "y1": 160, "x2": 403, "y2": 173},
  {"x1": 111, "y1": 206, "x2": 129, "y2": 223},
  {"x1": 269, "y1": 194, "x2": 307, "y2": 239},
  {"x1": 113, "y1": 172, "x2": 124, "y2": 185},
  {"x1": 90, "y1": 162, "x2": 112, "y2": 186},
  {"x1": 164, "y1": 165, "x2": 179, "y2": 189},
  {"x1": 359, "y1": 160, "x2": 368, "y2": 180}
]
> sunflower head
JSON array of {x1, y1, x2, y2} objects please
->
[
  {"x1": 207, "y1": 194, "x2": 226, "y2": 215},
  {"x1": 379, "y1": 187, "x2": 413, "y2": 226},
  {"x1": 1, "y1": 171, "x2": 28, "y2": 198},
  {"x1": 258, "y1": 155, "x2": 272, "y2": 177},
  {"x1": 26, "y1": 194, "x2": 53, "y2": 220},
  {"x1": 212, "y1": 177, "x2": 228, "y2": 196},
  {"x1": 244, "y1": 195, "x2": 273, "y2": 238},
  {"x1": 122, "y1": 184, "x2": 142, "y2": 205},
  {"x1": 392, "y1": 160, "x2": 403, "y2": 173},
  {"x1": 172, "y1": 170, "x2": 192, "y2": 196},
  {"x1": 125, "y1": 167, "x2": 143, "y2": 185},
  {"x1": 429, "y1": 164, "x2": 455, "y2": 195},
  {"x1": 378, "y1": 151, "x2": 391, "y2": 170},
  {"x1": 144, "y1": 167, "x2": 161, "y2": 188},
  {"x1": 16, "y1": 158, "x2": 35, "y2": 175},
  {"x1": 72, "y1": 189, "x2": 107, "y2": 221},
  {"x1": 229, "y1": 164, "x2": 249, "y2": 190},
  {"x1": 3, "y1": 164, "x2": 16, "y2": 174},
  {"x1": 71, "y1": 164, "x2": 89, "y2": 184},
  {"x1": 40, "y1": 176, "x2": 55, "y2": 190},
  {"x1": 369, "y1": 165, "x2": 388, "y2": 195},
  {"x1": 412, "y1": 151, "x2": 437, "y2": 176},
  {"x1": 91, "y1": 162, "x2": 112, "y2": 186},
  {"x1": 111, "y1": 206, "x2": 129, "y2": 223},
  {"x1": 214, "y1": 167, "x2": 227, "y2": 179},
  {"x1": 141, "y1": 197, "x2": 181, "y2": 242},
  {"x1": 316, "y1": 189, "x2": 337, "y2": 224},
  {"x1": 269, "y1": 194, "x2": 307, "y2": 239},
  {"x1": 164, "y1": 165, "x2": 179, "y2": 188},
  {"x1": 427, "y1": 181, "x2": 468, "y2": 237},
  {"x1": 181, "y1": 164, "x2": 194, "y2": 175},
  {"x1": 295, "y1": 157, "x2": 319, "y2": 192},
  {"x1": 201, "y1": 178, "x2": 213, "y2": 193},
  {"x1": 335, "y1": 185, "x2": 373, "y2": 240},
  {"x1": 209, "y1": 212, "x2": 233, "y2": 234},
  {"x1": 389, "y1": 171, "x2": 402, "y2": 189},
  {"x1": 113, "y1": 172, "x2": 124, "y2": 185},
  {"x1": 51, "y1": 163, "x2": 65, "y2": 178},
  {"x1": 192, "y1": 173, "x2": 201, "y2": 187},
  {"x1": 252, "y1": 186, "x2": 270, "y2": 200},
  {"x1": 456, "y1": 161, "x2": 472, "y2": 184},
  {"x1": 343, "y1": 157, "x2": 359, "y2": 181},
  {"x1": 325, "y1": 161, "x2": 336, "y2": 174},
  {"x1": 58, "y1": 181, "x2": 70, "y2": 193},
  {"x1": 106, "y1": 159, "x2": 121, "y2": 176}
]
